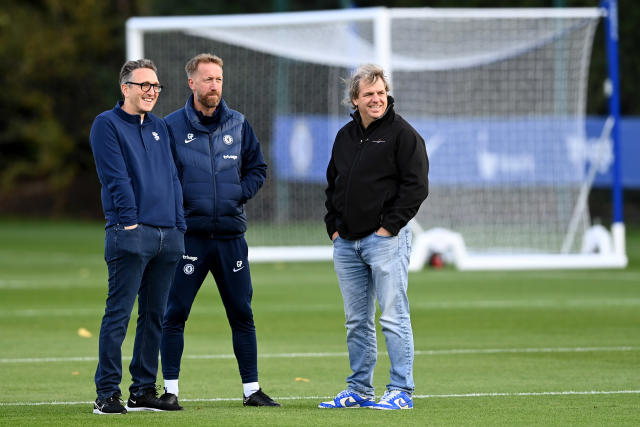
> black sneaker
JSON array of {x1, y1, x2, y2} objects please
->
[
  {"x1": 243, "y1": 388, "x2": 281, "y2": 407},
  {"x1": 93, "y1": 393, "x2": 127, "y2": 415},
  {"x1": 126, "y1": 387, "x2": 177, "y2": 411},
  {"x1": 159, "y1": 392, "x2": 183, "y2": 411}
]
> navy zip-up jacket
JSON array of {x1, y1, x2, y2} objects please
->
[
  {"x1": 90, "y1": 101, "x2": 186, "y2": 232},
  {"x1": 164, "y1": 95, "x2": 267, "y2": 238}
]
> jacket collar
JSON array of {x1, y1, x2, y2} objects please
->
[
  {"x1": 350, "y1": 95, "x2": 395, "y2": 131},
  {"x1": 184, "y1": 94, "x2": 230, "y2": 132},
  {"x1": 113, "y1": 100, "x2": 154, "y2": 124}
]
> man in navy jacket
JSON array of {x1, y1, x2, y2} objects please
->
[
  {"x1": 90, "y1": 59, "x2": 186, "y2": 414},
  {"x1": 160, "y1": 53, "x2": 278, "y2": 407}
]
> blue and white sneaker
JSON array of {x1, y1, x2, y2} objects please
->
[
  {"x1": 318, "y1": 390, "x2": 375, "y2": 408},
  {"x1": 371, "y1": 390, "x2": 413, "y2": 410}
]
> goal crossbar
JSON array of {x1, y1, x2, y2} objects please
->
[{"x1": 127, "y1": 4, "x2": 626, "y2": 271}]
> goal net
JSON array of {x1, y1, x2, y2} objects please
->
[{"x1": 127, "y1": 7, "x2": 627, "y2": 269}]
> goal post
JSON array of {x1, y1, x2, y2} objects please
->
[
  {"x1": 603, "y1": 0, "x2": 626, "y2": 262},
  {"x1": 126, "y1": 4, "x2": 626, "y2": 270}
]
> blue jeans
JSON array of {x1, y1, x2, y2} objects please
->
[
  {"x1": 332, "y1": 226, "x2": 414, "y2": 398},
  {"x1": 95, "y1": 224, "x2": 184, "y2": 399}
]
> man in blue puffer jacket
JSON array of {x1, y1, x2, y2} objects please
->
[{"x1": 160, "y1": 53, "x2": 279, "y2": 408}]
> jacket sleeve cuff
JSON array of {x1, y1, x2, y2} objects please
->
[
  {"x1": 326, "y1": 224, "x2": 337, "y2": 240},
  {"x1": 121, "y1": 218, "x2": 138, "y2": 228},
  {"x1": 381, "y1": 221, "x2": 400, "y2": 236}
]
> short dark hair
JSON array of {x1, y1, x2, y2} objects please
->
[{"x1": 119, "y1": 59, "x2": 157, "y2": 86}]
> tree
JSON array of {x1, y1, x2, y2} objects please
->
[
  {"x1": 0, "y1": 0, "x2": 637, "y2": 218},
  {"x1": 0, "y1": 0, "x2": 136, "y2": 215}
]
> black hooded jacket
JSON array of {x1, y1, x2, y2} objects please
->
[{"x1": 324, "y1": 96, "x2": 429, "y2": 240}]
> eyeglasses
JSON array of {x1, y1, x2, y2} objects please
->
[{"x1": 125, "y1": 81, "x2": 163, "y2": 93}]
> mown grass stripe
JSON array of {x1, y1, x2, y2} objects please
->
[{"x1": 1, "y1": 346, "x2": 637, "y2": 363}]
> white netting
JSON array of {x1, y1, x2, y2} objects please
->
[{"x1": 129, "y1": 8, "x2": 601, "y2": 255}]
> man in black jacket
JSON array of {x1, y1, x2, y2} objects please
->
[{"x1": 320, "y1": 64, "x2": 429, "y2": 410}]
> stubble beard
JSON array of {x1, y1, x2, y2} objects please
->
[{"x1": 197, "y1": 91, "x2": 220, "y2": 110}]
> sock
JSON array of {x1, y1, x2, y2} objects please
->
[
  {"x1": 164, "y1": 379, "x2": 179, "y2": 396},
  {"x1": 243, "y1": 382, "x2": 260, "y2": 397}
]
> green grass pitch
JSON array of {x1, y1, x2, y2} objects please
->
[{"x1": 0, "y1": 219, "x2": 639, "y2": 425}]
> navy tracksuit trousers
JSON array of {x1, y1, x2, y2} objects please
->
[{"x1": 160, "y1": 234, "x2": 258, "y2": 383}]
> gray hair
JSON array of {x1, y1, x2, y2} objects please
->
[
  {"x1": 119, "y1": 59, "x2": 157, "y2": 86},
  {"x1": 345, "y1": 64, "x2": 390, "y2": 109},
  {"x1": 185, "y1": 53, "x2": 224, "y2": 78}
]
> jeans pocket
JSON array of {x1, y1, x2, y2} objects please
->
[
  {"x1": 115, "y1": 223, "x2": 141, "y2": 232},
  {"x1": 105, "y1": 226, "x2": 140, "y2": 261},
  {"x1": 373, "y1": 231, "x2": 394, "y2": 239},
  {"x1": 116, "y1": 224, "x2": 142, "y2": 256}
]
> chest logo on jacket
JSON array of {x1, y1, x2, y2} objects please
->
[
  {"x1": 152, "y1": 132, "x2": 160, "y2": 141},
  {"x1": 223, "y1": 134, "x2": 234, "y2": 145},
  {"x1": 184, "y1": 133, "x2": 195, "y2": 144}
]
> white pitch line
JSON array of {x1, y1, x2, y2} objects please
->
[
  {"x1": 414, "y1": 346, "x2": 639, "y2": 356},
  {"x1": 409, "y1": 298, "x2": 640, "y2": 310},
  {"x1": 0, "y1": 356, "x2": 99, "y2": 363},
  {"x1": 2, "y1": 390, "x2": 640, "y2": 407},
  {"x1": 1, "y1": 346, "x2": 637, "y2": 364},
  {"x1": 413, "y1": 390, "x2": 640, "y2": 398}
]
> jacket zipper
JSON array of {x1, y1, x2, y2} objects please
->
[
  {"x1": 139, "y1": 121, "x2": 148, "y2": 152},
  {"x1": 342, "y1": 126, "x2": 367, "y2": 225},
  {"x1": 209, "y1": 132, "x2": 216, "y2": 233}
]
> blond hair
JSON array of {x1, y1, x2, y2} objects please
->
[
  {"x1": 345, "y1": 64, "x2": 390, "y2": 109},
  {"x1": 185, "y1": 53, "x2": 223, "y2": 77}
]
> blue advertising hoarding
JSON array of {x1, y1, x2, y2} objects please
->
[{"x1": 272, "y1": 115, "x2": 639, "y2": 188}]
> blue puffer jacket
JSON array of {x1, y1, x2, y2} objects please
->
[{"x1": 164, "y1": 95, "x2": 267, "y2": 238}]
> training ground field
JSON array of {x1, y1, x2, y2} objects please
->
[{"x1": 1, "y1": 219, "x2": 639, "y2": 426}]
